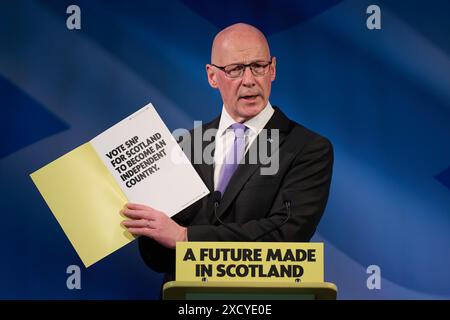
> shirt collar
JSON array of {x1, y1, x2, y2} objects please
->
[{"x1": 217, "y1": 101, "x2": 274, "y2": 137}]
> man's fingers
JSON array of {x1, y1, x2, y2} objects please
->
[
  {"x1": 122, "y1": 219, "x2": 150, "y2": 228},
  {"x1": 125, "y1": 203, "x2": 155, "y2": 211},
  {"x1": 121, "y1": 208, "x2": 155, "y2": 220},
  {"x1": 127, "y1": 227, "x2": 157, "y2": 238}
]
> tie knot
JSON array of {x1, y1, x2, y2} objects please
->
[{"x1": 230, "y1": 123, "x2": 247, "y2": 138}]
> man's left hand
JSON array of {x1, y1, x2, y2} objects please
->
[{"x1": 121, "y1": 203, "x2": 187, "y2": 249}]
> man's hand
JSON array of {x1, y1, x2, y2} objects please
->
[{"x1": 121, "y1": 203, "x2": 187, "y2": 249}]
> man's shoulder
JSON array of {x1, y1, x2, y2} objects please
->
[
  {"x1": 264, "y1": 107, "x2": 332, "y2": 166},
  {"x1": 290, "y1": 119, "x2": 331, "y2": 144},
  {"x1": 176, "y1": 107, "x2": 332, "y2": 150},
  {"x1": 274, "y1": 106, "x2": 332, "y2": 148}
]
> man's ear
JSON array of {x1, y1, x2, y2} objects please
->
[
  {"x1": 270, "y1": 57, "x2": 276, "y2": 82},
  {"x1": 206, "y1": 64, "x2": 219, "y2": 88}
]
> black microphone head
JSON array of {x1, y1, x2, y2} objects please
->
[
  {"x1": 282, "y1": 192, "x2": 292, "y2": 205},
  {"x1": 212, "y1": 191, "x2": 222, "y2": 204}
]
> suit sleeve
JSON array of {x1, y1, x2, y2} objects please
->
[
  {"x1": 137, "y1": 201, "x2": 198, "y2": 274},
  {"x1": 187, "y1": 136, "x2": 334, "y2": 242},
  {"x1": 138, "y1": 236, "x2": 175, "y2": 274},
  {"x1": 137, "y1": 131, "x2": 199, "y2": 275}
]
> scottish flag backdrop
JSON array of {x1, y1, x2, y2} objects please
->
[{"x1": 0, "y1": 0, "x2": 449, "y2": 299}]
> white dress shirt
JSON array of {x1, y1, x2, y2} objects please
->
[{"x1": 213, "y1": 102, "x2": 275, "y2": 190}]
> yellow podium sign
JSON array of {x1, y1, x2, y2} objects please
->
[{"x1": 176, "y1": 242, "x2": 323, "y2": 283}]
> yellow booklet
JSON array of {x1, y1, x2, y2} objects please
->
[{"x1": 31, "y1": 103, "x2": 209, "y2": 267}]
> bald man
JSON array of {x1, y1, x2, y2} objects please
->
[{"x1": 122, "y1": 23, "x2": 333, "y2": 283}]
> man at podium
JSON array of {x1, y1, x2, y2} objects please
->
[{"x1": 122, "y1": 23, "x2": 333, "y2": 284}]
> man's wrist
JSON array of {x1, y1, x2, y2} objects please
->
[{"x1": 180, "y1": 226, "x2": 188, "y2": 242}]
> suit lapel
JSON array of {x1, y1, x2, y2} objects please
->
[
  {"x1": 215, "y1": 107, "x2": 293, "y2": 219},
  {"x1": 194, "y1": 117, "x2": 219, "y2": 193},
  {"x1": 196, "y1": 156, "x2": 214, "y2": 192}
]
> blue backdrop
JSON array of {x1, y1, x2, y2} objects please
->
[{"x1": 0, "y1": 0, "x2": 449, "y2": 299}]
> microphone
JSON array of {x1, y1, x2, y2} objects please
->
[
  {"x1": 212, "y1": 191, "x2": 251, "y2": 240},
  {"x1": 253, "y1": 193, "x2": 292, "y2": 241},
  {"x1": 212, "y1": 191, "x2": 222, "y2": 209},
  {"x1": 212, "y1": 191, "x2": 227, "y2": 226}
]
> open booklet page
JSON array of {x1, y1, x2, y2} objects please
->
[
  {"x1": 31, "y1": 103, "x2": 209, "y2": 267},
  {"x1": 90, "y1": 103, "x2": 209, "y2": 217},
  {"x1": 31, "y1": 142, "x2": 131, "y2": 267}
]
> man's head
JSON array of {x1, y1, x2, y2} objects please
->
[{"x1": 206, "y1": 23, "x2": 276, "y2": 123}]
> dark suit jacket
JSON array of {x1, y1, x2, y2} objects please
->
[{"x1": 138, "y1": 106, "x2": 333, "y2": 280}]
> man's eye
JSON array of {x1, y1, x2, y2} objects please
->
[
  {"x1": 226, "y1": 65, "x2": 243, "y2": 73},
  {"x1": 251, "y1": 63, "x2": 265, "y2": 70}
]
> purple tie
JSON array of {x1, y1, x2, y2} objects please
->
[{"x1": 216, "y1": 123, "x2": 248, "y2": 194}]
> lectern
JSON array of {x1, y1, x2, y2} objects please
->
[
  {"x1": 163, "y1": 280, "x2": 337, "y2": 300},
  {"x1": 165, "y1": 242, "x2": 338, "y2": 300}
]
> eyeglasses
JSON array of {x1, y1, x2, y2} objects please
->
[{"x1": 211, "y1": 58, "x2": 273, "y2": 78}]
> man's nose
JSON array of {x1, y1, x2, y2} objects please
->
[{"x1": 241, "y1": 66, "x2": 256, "y2": 87}]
